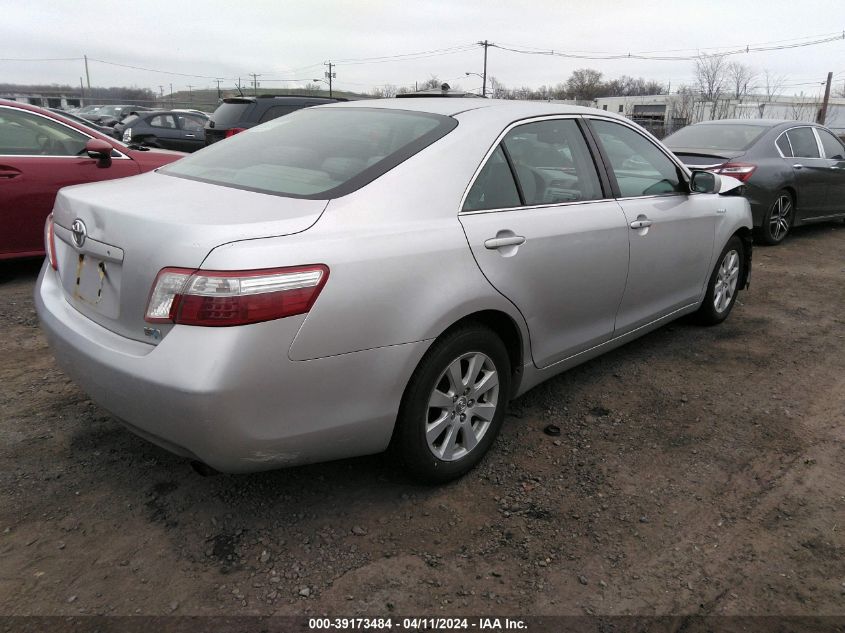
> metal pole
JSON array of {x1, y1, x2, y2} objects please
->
[
  {"x1": 79, "y1": 77, "x2": 84, "y2": 106},
  {"x1": 215, "y1": 79, "x2": 221, "y2": 100},
  {"x1": 83, "y1": 55, "x2": 91, "y2": 92},
  {"x1": 325, "y1": 62, "x2": 334, "y2": 98},
  {"x1": 481, "y1": 40, "x2": 488, "y2": 98},
  {"x1": 818, "y1": 71, "x2": 833, "y2": 124},
  {"x1": 170, "y1": 83, "x2": 173, "y2": 108}
]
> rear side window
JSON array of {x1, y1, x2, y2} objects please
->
[
  {"x1": 149, "y1": 114, "x2": 177, "y2": 129},
  {"x1": 162, "y1": 107, "x2": 457, "y2": 198},
  {"x1": 786, "y1": 127, "x2": 820, "y2": 158},
  {"x1": 502, "y1": 119, "x2": 602, "y2": 204},
  {"x1": 591, "y1": 120, "x2": 685, "y2": 197},
  {"x1": 211, "y1": 101, "x2": 253, "y2": 127},
  {"x1": 258, "y1": 105, "x2": 301, "y2": 123},
  {"x1": 776, "y1": 133, "x2": 792, "y2": 157},
  {"x1": 817, "y1": 128, "x2": 845, "y2": 160},
  {"x1": 664, "y1": 124, "x2": 768, "y2": 151},
  {"x1": 463, "y1": 147, "x2": 521, "y2": 211}
]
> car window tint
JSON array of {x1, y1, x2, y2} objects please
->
[
  {"x1": 664, "y1": 123, "x2": 768, "y2": 151},
  {"x1": 591, "y1": 120, "x2": 684, "y2": 197},
  {"x1": 258, "y1": 105, "x2": 300, "y2": 124},
  {"x1": 149, "y1": 115, "x2": 177, "y2": 129},
  {"x1": 463, "y1": 146, "x2": 521, "y2": 211},
  {"x1": 177, "y1": 115, "x2": 205, "y2": 132},
  {"x1": 776, "y1": 133, "x2": 792, "y2": 157},
  {"x1": 786, "y1": 127, "x2": 820, "y2": 158},
  {"x1": 0, "y1": 108, "x2": 88, "y2": 156},
  {"x1": 501, "y1": 119, "x2": 602, "y2": 204},
  {"x1": 816, "y1": 128, "x2": 845, "y2": 160},
  {"x1": 162, "y1": 107, "x2": 456, "y2": 198}
]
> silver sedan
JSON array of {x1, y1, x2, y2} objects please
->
[{"x1": 35, "y1": 99, "x2": 753, "y2": 482}]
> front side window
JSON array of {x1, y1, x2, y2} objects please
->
[
  {"x1": 502, "y1": 119, "x2": 602, "y2": 204},
  {"x1": 0, "y1": 108, "x2": 88, "y2": 156},
  {"x1": 817, "y1": 128, "x2": 845, "y2": 160},
  {"x1": 786, "y1": 127, "x2": 820, "y2": 158},
  {"x1": 590, "y1": 119, "x2": 684, "y2": 197},
  {"x1": 463, "y1": 146, "x2": 521, "y2": 211},
  {"x1": 162, "y1": 107, "x2": 457, "y2": 198}
]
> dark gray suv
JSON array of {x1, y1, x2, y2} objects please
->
[
  {"x1": 204, "y1": 95, "x2": 346, "y2": 145},
  {"x1": 114, "y1": 110, "x2": 209, "y2": 152}
]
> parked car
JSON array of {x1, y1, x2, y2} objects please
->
[
  {"x1": 664, "y1": 119, "x2": 845, "y2": 244},
  {"x1": 36, "y1": 100, "x2": 752, "y2": 482},
  {"x1": 0, "y1": 99, "x2": 185, "y2": 260},
  {"x1": 204, "y1": 95, "x2": 346, "y2": 145},
  {"x1": 114, "y1": 110, "x2": 209, "y2": 152},
  {"x1": 47, "y1": 108, "x2": 114, "y2": 136},
  {"x1": 80, "y1": 104, "x2": 151, "y2": 128}
]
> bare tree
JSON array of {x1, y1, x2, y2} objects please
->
[
  {"x1": 669, "y1": 85, "x2": 697, "y2": 128},
  {"x1": 762, "y1": 69, "x2": 787, "y2": 103},
  {"x1": 694, "y1": 54, "x2": 727, "y2": 102},
  {"x1": 727, "y1": 62, "x2": 757, "y2": 100},
  {"x1": 370, "y1": 84, "x2": 399, "y2": 98},
  {"x1": 566, "y1": 68, "x2": 604, "y2": 101}
]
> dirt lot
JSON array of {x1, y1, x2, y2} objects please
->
[{"x1": 1, "y1": 223, "x2": 843, "y2": 621}]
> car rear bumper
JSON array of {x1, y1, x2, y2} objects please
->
[{"x1": 35, "y1": 262, "x2": 427, "y2": 472}]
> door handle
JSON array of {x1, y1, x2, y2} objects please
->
[
  {"x1": 629, "y1": 218, "x2": 653, "y2": 229},
  {"x1": 0, "y1": 168, "x2": 21, "y2": 179},
  {"x1": 484, "y1": 235, "x2": 526, "y2": 249},
  {"x1": 184, "y1": 134, "x2": 196, "y2": 138},
  {"x1": 793, "y1": 164, "x2": 804, "y2": 169}
]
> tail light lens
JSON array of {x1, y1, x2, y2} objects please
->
[
  {"x1": 712, "y1": 162, "x2": 757, "y2": 183},
  {"x1": 44, "y1": 213, "x2": 58, "y2": 270},
  {"x1": 224, "y1": 127, "x2": 246, "y2": 138},
  {"x1": 145, "y1": 265, "x2": 329, "y2": 327}
]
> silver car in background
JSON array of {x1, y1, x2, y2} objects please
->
[{"x1": 35, "y1": 100, "x2": 753, "y2": 482}]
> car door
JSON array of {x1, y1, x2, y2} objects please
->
[
  {"x1": 0, "y1": 106, "x2": 140, "y2": 258},
  {"x1": 783, "y1": 126, "x2": 828, "y2": 216},
  {"x1": 813, "y1": 127, "x2": 845, "y2": 215},
  {"x1": 174, "y1": 114, "x2": 206, "y2": 152},
  {"x1": 585, "y1": 117, "x2": 716, "y2": 335},
  {"x1": 145, "y1": 114, "x2": 182, "y2": 150},
  {"x1": 459, "y1": 117, "x2": 630, "y2": 369}
]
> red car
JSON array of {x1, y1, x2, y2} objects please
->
[{"x1": 0, "y1": 99, "x2": 185, "y2": 260}]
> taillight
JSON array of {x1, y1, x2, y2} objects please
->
[
  {"x1": 145, "y1": 265, "x2": 329, "y2": 327},
  {"x1": 224, "y1": 127, "x2": 246, "y2": 138},
  {"x1": 44, "y1": 213, "x2": 58, "y2": 270},
  {"x1": 713, "y1": 162, "x2": 756, "y2": 183}
]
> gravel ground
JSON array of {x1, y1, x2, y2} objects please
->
[{"x1": 0, "y1": 222, "x2": 843, "y2": 619}]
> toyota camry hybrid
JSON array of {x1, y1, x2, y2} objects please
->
[{"x1": 35, "y1": 99, "x2": 753, "y2": 483}]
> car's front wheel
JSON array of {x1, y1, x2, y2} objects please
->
[
  {"x1": 759, "y1": 191, "x2": 794, "y2": 245},
  {"x1": 392, "y1": 325, "x2": 511, "y2": 483},
  {"x1": 695, "y1": 235, "x2": 744, "y2": 325}
]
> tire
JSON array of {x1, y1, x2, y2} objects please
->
[
  {"x1": 391, "y1": 325, "x2": 511, "y2": 484},
  {"x1": 141, "y1": 136, "x2": 161, "y2": 148},
  {"x1": 758, "y1": 190, "x2": 794, "y2": 245},
  {"x1": 695, "y1": 235, "x2": 744, "y2": 326}
]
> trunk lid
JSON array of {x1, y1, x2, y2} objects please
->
[
  {"x1": 51, "y1": 171, "x2": 327, "y2": 343},
  {"x1": 669, "y1": 148, "x2": 746, "y2": 169}
]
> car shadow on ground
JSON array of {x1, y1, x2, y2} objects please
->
[{"x1": 0, "y1": 257, "x2": 43, "y2": 284}]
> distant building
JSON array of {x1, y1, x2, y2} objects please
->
[
  {"x1": 0, "y1": 92, "x2": 82, "y2": 109},
  {"x1": 592, "y1": 94, "x2": 845, "y2": 138}
]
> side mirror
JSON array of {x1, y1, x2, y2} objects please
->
[
  {"x1": 85, "y1": 138, "x2": 113, "y2": 167},
  {"x1": 689, "y1": 170, "x2": 721, "y2": 194}
]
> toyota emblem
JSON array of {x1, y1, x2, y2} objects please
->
[{"x1": 71, "y1": 219, "x2": 87, "y2": 248}]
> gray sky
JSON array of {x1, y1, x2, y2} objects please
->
[{"x1": 3, "y1": 0, "x2": 844, "y2": 97}]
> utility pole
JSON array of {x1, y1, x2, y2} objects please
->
[
  {"x1": 818, "y1": 71, "x2": 833, "y2": 124},
  {"x1": 250, "y1": 73, "x2": 260, "y2": 96},
  {"x1": 215, "y1": 79, "x2": 222, "y2": 100},
  {"x1": 324, "y1": 61, "x2": 335, "y2": 98},
  {"x1": 83, "y1": 55, "x2": 91, "y2": 92},
  {"x1": 79, "y1": 77, "x2": 85, "y2": 106},
  {"x1": 477, "y1": 40, "x2": 491, "y2": 98},
  {"x1": 187, "y1": 84, "x2": 194, "y2": 103},
  {"x1": 158, "y1": 85, "x2": 164, "y2": 103},
  {"x1": 169, "y1": 83, "x2": 173, "y2": 108}
]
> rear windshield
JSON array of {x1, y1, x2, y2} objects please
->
[
  {"x1": 210, "y1": 101, "x2": 253, "y2": 127},
  {"x1": 161, "y1": 107, "x2": 457, "y2": 198},
  {"x1": 664, "y1": 124, "x2": 768, "y2": 151}
]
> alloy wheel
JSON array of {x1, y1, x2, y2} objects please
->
[
  {"x1": 713, "y1": 249, "x2": 740, "y2": 314},
  {"x1": 425, "y1": 352, "x2": 499, "y2": 462},
  {"x1": 769, "y1": 195, "x2": 792, "y2": 242}
]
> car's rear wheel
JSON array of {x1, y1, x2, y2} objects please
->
[
  {"x1": 141, "y1": 136, "x2": 161, "y2": 148},
  {"x1": 695, "y1": 235, "x2": 744, "y2": 325},
  {"x1": 759, "y1": 191, "x2": 794, "y2": 245},
  {"x1": 392, "y1": 325, "x2": 511, "y2": 483}
]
